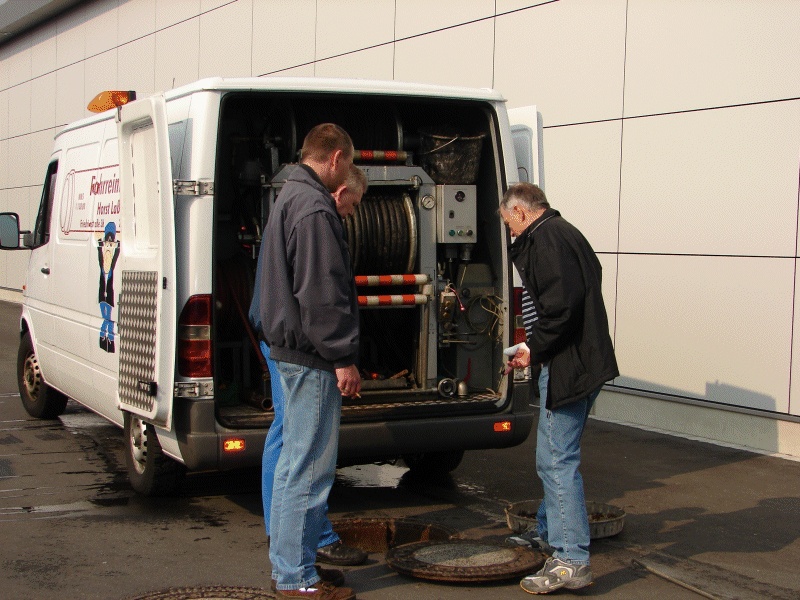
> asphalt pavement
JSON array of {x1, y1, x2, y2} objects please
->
[{"x1": 1, "y1": 298, "x2": 799, "y2": 600}]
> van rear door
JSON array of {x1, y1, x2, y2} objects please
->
[
  {"x1": 508, "y1": 105, "x2": 543, "y2": 187},
  {"x1": 115, "y1": 95, "x2": 177, "y2": 429}
]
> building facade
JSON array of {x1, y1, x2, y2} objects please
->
[{"x1": 1, "y1": 0, "x2": 799, "y2": 457}]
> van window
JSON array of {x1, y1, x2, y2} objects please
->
[{"x1": 31, "y1": 161, "x2": 58, "y2": 248}]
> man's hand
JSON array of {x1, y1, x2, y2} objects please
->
[
  {"x1": 336, "y1": 364, "x2": 362, "y2": 398},
  {"x1": 504, "y1": 343, "x2": 531, "y2": 374}
]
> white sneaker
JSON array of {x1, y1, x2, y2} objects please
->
[{"x1": 520, "y1": 557, "x2": 592, "y2": 594}]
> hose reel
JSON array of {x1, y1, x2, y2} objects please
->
[{"x1": 343, "y1": 192, "x2": 417, "y2": 276}]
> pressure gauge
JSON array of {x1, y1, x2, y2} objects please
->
[{"x1": 421, "y1": 194, "x2": 436, "y2": 210}]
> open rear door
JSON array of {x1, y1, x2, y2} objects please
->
[
  {"x1": 508, "y1": 105, "x2": 544, "y2": 188},
  {"x1": 115, "y1": 95, "x2": 176, "y2": 429}
]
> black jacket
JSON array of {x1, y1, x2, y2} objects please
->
[
  {"x1": 509, "y1": 208, "x2": 618, "y2": 409},
  {"x1": 257, "y1": 165, "x2": 359, "y2": 372}
]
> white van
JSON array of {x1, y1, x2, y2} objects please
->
[{"x1": 0, "y1": 77, "x2": 538, "y2": 495}]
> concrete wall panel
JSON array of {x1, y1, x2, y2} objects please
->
[
  {"x1": 541, "y1": 120, "x2": 622, "y2": 254},
  {"x1": 199, "y1": 0, "x2": 253, "y2": 78},
  {"x1": 316, "y1": 0, "x2": 394, "y2": 60},
  {"x1": 395, "y1": 0, "x2": 494, "y2": 39},
  {"x1": 30, "y1": 24, "x2": 58, "y2": 79},
  {"x1": 7, "y1": 82, "x2": 31, "y2": 138},
  {"x1": 55, "y1": 62, "x2": 85, "y2": 126},
  {"x1": 615, "y1": 254, "x2": 793, "y2": 414},
  {"x1": 624, "y1": 0, "x2": 800, "y2": 117},
  {"x1": 252, "y1": 0, "x2": 315, "y2": 75},
  {"x1": 55, "y1": 6, "x2": 86, "y2": 68},
  {"x1": 84, "y1": 0, "x2": 120, "y2": 56},
  {"x1": 494, "y1": 0, "x2": 627, "y2": 125},
  {"x1": 315, "y1": 44, "x2": 394, "y2": 81},
  {"x1": 5, "y1": 133, "x2": 31, "y2": 190},
  {"x1": 155, "y1": 18, "x2": 199, "y2": 92},
  {"x1": 4, "y1": 37, "x2": 31, "y2": 88},
  {"x1": 155, "y1": 0, "x2": 200, "y2": 30},
  {"x1": 117, "y1": 35, "x2": 156, "y2": 98},
  {"x1": 118, "y1": 0, "x2": 156, "y2": 45},
  {"x1": 618, "y1": 101, "x2": 800, "y2": 257},
  {"x1": 30, "y1": 73, "x2": 58, "y2": 132},
  {"x1": 394, "y1": 19, "x2": 494, "y2": 88}
]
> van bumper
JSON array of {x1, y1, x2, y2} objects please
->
[{"x1": 173, "y1": 381, "x2": 534, "y2": 472}]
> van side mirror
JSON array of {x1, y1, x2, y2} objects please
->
[{"x1": 0, "y1": 212, "x2": 21, "y2": 249}]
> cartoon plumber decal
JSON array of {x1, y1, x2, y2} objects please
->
[{"x1": 98, "y1": 221, "x2": 120, "y2": 352}]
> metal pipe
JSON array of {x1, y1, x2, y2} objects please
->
[
  {"x1": 355, "y1": 274, "x2": 430, "y2": 286},
  {"x1": 355, "y1": 150, "x2": 408, "y2": 162},
  {"x1": 358, "y1": 294, "x2": 428, "y2": 307}
]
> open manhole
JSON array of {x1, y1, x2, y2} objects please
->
[
  {"x1": 506, "y1": 499, "x2": 626, "y2": 539},
  {"x1": 127, "y1": 586, "x2": 273, "y2": 599},
  {"x1": 330, "y1": 517, "x2": 457, "y2": 554},
  {"x1": 386, "y1": 539, "x2": 546, "y2": 583}
]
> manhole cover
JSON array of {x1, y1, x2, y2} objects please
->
[
  {"x1": 386, "y1": 539, "x2": 546, "y2": 583},
  {"x1": 127, "y1": 586, "x2": 274, "y2": 600}
]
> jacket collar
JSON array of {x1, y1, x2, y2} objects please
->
[
  {"x1": 291, "y1": 163, "x2": 328, "y2": 192},
  {"x1": 510, "y1": 208, "x2": 560, "y2": 254},
  {"x1": 289, "y1": 163, "x2": 337, "y2": 207}
]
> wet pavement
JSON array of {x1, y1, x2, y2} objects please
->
[{"x1": 1, "y1": 298, "x2": 799, "y2": 600}]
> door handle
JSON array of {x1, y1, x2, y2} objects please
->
[{"x1": 41, "y1": 267, "x2": 50, "y2": 274}]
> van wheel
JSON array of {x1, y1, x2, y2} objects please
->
[
  {"x1": 17, "y1": 331, "x2": 68, "y2": 419},
  {"x1": 124, "y1": 412, "x2": 185, "y2": 496},
  {"x1": 402, "y1": 450, "x2": 464, "y2": 475}
]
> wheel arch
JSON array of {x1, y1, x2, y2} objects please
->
[{"x1": 19, "y1": 314, "x2": 29, "y2": 337}]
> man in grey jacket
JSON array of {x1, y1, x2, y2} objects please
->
[{"x1": 256, "y1": 123, "x2": 361, "y2": 600}]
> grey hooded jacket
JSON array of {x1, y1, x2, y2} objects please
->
[{"x1": 256, "y1": 164, "x2": 359, "y2": 372}]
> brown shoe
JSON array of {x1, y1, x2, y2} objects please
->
[
  {"x1": 272, "y1": 566, "x2": 345, "y2": 591},
  {"x1": 275, "y1": 580, "x2": 355, "y2": 599}
]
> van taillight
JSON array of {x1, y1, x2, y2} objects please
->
[
  {"x1": 512, "y1": 287, "x2": 527, "y2": 345},
  {"x1": 178, "y1": 294, "x2": 212, "y2": 378}
]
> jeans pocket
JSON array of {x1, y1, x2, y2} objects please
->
[{"x1": 276, "y1": 361, "x2": 304, "y2": 380}]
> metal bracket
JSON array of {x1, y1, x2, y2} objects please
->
[{"x1": 173, "y1": 179, "x2": 214, "y2": 196}]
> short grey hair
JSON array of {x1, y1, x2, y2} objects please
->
[
  {"x1": 347, "y1": 165, "x2": 368, "y2": 196},
  {"x1": 500, "y1": 182, "x2": 549, "y2": 212}
]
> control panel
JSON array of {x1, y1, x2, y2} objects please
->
[{"x1": 435, "y1": 184, "x2": 477, "y2": 244}]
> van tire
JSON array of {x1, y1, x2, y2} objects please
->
[
  {"x1": 402, "y1": 449, "x2": 464, "y2": 475},
  {"x1": 124, "y1": 412, "x2": 185, "y2": 496},
  {"x1": 17, "y1": 331, "x2": 68, "y2": 419}
]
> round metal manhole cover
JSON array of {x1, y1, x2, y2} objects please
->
[
  {"x1": 127, "y1": 586, "x2": 274, "y2": 600},
  {"x1": 386, "y1": 539, "x2": 546, "y2": 583}
]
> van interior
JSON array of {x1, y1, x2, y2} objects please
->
[{"x1": 209, "y1": 92, "x2": 511, "y2": 436}]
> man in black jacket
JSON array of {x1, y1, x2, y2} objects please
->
[
  {"x1": 256, "y1": 123, "x2": 361, "y2": 600},
  {"x1": 500, "y1": 182, "x2": 619, "y2": 594}
]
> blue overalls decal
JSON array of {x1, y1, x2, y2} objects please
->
[{"x1": 98, "y1": 221, "x2": 120, "y2": 352}]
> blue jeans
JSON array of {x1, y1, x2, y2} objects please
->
[
  {"x1": 535, "y1": 364, "x2": 599, "y2": 566},
  {"x1": 261, "y1": 342, "x2": 338, "y2": 548},
  {"x1": 269, "y1": 359, "x2": 342, "y2": 590}
]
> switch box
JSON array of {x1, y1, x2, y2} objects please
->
[{"x1": 436, "y1": 185, "x2": 476, "y2": 244}]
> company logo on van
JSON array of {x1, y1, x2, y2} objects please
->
[
  {"x1": 89, "y1": 173, "x2": 120, "y2": 196},
  {"x1": 59, "y1": 165, "x2": 122, "y2": 236}
]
